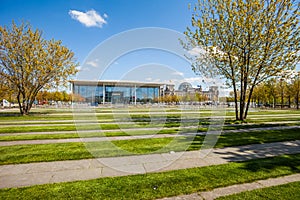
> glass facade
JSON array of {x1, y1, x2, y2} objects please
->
[{"x1": 72, "y1": 81, "x2": 160, "y2": 104}]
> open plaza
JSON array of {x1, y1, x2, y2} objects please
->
[
  {"x1": 0, "y1": 106, "x2": 299, "y2": 199},
  {"x1": 1, "y1": 0, "x2": 299, "y2": 199}
]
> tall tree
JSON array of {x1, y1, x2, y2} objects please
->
[
  {"x1": 183, "y1": 0, "x2": 300, "y2": 121},
  {"x1": 0, "y1": 22, "x2": 78, "y2": 115},
  {"x1": 265, "y1": 78, "x2": 278, "y2": 108},
  {"x1": 293, "y1": 72, "x2": 300, "y2": 109}
]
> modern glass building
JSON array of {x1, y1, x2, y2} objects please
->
[{"x1": 70, "y1": 80, "x2": 166, "y2": 104}]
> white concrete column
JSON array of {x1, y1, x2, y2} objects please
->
[
  {"x1": 102, "y1": 84, "x2": 105, "y2": 104},
  {"x1": 134, "y1": 84, "x2": 137, "y2": 105}
]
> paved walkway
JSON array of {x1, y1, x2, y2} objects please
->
[
  {"x1": 0, "y1": 125, "x2": 299, "y2": 146},
  {"x1": 159, "y1": 173, "x2": 300, "y2": 200},
  {"x1": 1, "y1": 140, "x2": 299, "y2": 189}
]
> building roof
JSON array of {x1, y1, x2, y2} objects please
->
[
  {"x1": 69, "y1": 80, "x2": 174, "y2": 87},
  {"x1": 178, "y1": 82, "x2": 193, "y2": 91}
]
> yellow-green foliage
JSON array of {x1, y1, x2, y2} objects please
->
[
  {"x1": 0, "y1": 22, "x2": 78, "y2": 114},
  {"x1": 183, "y1": 0, "x2": 300, "y2": 120}
]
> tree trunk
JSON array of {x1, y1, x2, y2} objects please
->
[
  {"x1": 239, "y1": 98, "x2": 245, "y2": 121},
  {"x1": 281, "y1": 94, "x2": 284, "y2": 109},
  {"x1": 234, "y1": 89, "x2": 239, "y2": 120},
  {"x1": 295, "y1": 79, "x2": 300, "y2": 109},
  {"x1": 280, "y1": 82, "x2": 284, "y2": 109},
  {"x1": 239, "y1": 78, "x2": 244, "y2": 121},
  {"x1": 17, "y1": 93, "x2": 23, "y2": 115},
  {"x1": 244, "y1": 85, "x2": 256, "y2": 120},
  {"x1": 296, "y1": 92, "x2": 299, "y2": 110},
  {"x1": 22, "y1": 100, "x2": 28, "y2": 115},
  {"x1": 232, "y1": 82, "x2": 239, "y2": 120},
  {"x1": 239, "y1": 83, "x2": 247, "y2": 121}
]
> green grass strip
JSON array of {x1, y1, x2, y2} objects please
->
[
  {"x1": 0, "y1": 128, "x2": 299, "y2": 165},
  {"x1": 217, "y1": 181, "x2": 300, "y2": 200},
  {"x1": 0, "y1": 154, "x2": 300, "y2": 199},
  {"x1": 188, "y1": 128, "x2": 300, "y2": 150},
  {"x1": 215, "y1": 128, "x2": 300, "y2": 148},
  {"x1": 0, "y1": 129, "x2": 179, "y2": 141},
  {"x1": 0, "y1": 121, "x2": 185, "y2": 133},
  {"x1": 0, "y1": 138, "x2": 182, "y2": 165}
]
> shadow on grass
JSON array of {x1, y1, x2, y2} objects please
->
[
  {"x1": 212, "y1": 140, "x2": 300, "y2": 171},
  {"x1": 187, "y1": 128, "x2": 300, "y2": 150},
  {"x1": 241, "y1": 154, "x2": 300, "y2": 173},
  {"x1": 0, "y1": 112, "x2": 50, "y2": 117},
  {"x1": 0, "y1": 108, "x2": 71, "y2": 118}
]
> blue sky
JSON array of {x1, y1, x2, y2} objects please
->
[
  {"x1": 1, "y1": 0, "x2": 212, "y2": 89},
  {"x1": 2, "y1": 1, "x2": 297, "y2": 93},
  {"x1": 0, "y1": 0, "x2": 192, "y2": 60}
]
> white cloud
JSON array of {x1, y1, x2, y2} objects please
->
[
  {"x1": 79, "y1": 67, "x2": 90, "y2": 72},
  {"x1": 69, "y1": 9, "x2": 107, "y2": 28},
  {"x1": 103, "y1": 13, "x2": 108, "y2": 18},
  {"x1": 172, "y1": 71, "x2": 184, "y2": 76},
  {"x1": 188, "y1": 47, "x2": 206, "y2": 56},
  {"x1": 86, "y1": 59, "x2": 99, "y2": 67},
  {"x1": 183, "y1": 77, "x2": 202, "y2": 86},
  {"x1": 184, "y1": 77, "x2": 223, "y2": 87}
]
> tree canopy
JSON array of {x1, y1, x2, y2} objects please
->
[
  {"x1": 183, "y1": 0, "x2": 300, "y2": 121},
  {"x1": 0, "y1": 22, "x2": 78, "y2": 115}
]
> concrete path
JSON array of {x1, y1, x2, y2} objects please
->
[
  {"x1": 0, "y1": 125, "x2": 299, "y2": 146},
  {"x1": 1, "y1": 140, "x2": 299, "y2": 189},
  {"x1": 159, "y1": 173, "x2": 300, "y2": 200}
]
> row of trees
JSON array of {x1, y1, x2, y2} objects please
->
[
  {"x1": 158, "y1": 93, "x2": 210, "y2": 104},
  {"x1": 36, "y1": 91, "x2": 71, "y2": 104},
  {"x1": 1, "y1": 90, "x2": 84, "y2": 106},
  {"x1": 251, "y1": 72, "x2": 300, "y2": 109}
]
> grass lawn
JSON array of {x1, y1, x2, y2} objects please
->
[
  {"x1": 1, "y1": 128, "x2": 299, "y2": 165},
  {"x1": 217, "y1": 181, "x2": 300, "y2": 200},
  {"x1": 215, "y1": 128, "x2": 300, "y2": 148},
  {"x1": 0, "y1": 121, "x2": 183, "y2": 133},
  {"x1": 0, "y1": 108, "x2": 300, "y2": 199},
  {"x1": 0, "y1": 154, "x2": 299, "y2": 199},
  {"x1": 0, "y1": 129, "x2": 180, "y2": 141},
  {"x1": 0, "y1": 138, "x2": 180, "y2": 165}
]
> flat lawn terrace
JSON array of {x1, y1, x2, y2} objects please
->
[{"x1": 0, "y1": 106, "x2": 300, "y2": 199}]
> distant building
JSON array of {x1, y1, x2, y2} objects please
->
[
  {"x1": 202, "y1": 86, "x2": 219, "y2": 102},
  {"x1": 70, "y1": 80, "x2": 219, "y2": 104},
  {"x1": 70, "y1": 80, "x2": 165, "y2": 104},
  {"x1": 165, "y1": 82, "x2": 219, "y2": 103}
]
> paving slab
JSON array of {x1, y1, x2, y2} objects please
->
[
  {"x1": 159, "y1": 193, "x2": 203, "y2": 200},
  {"x1": 159, "y1": 174, "x2": 300, "y2": 200},
  {"x1": 200, "y1": 182, "x2": 262, "y2": 200}
]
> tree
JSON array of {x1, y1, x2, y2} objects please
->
[
  {"x1": 0, "y1": 22, "x2": 78, "y2": 115},
  {"x1": 265, "y1": 78, "x2": 278, "y2": 108},
  {"x1": 292, "y1": 72, "x2": 300, "y2": 109},
  {"x1": 251, "y1": 83, "x2": 268, "y2": 107},
  {"x1": 0, "y1": 78, "x2": 12, "y2": 100},
  {"x1": 183, "y1": 0, "x2": 300, "y2": 121}
]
